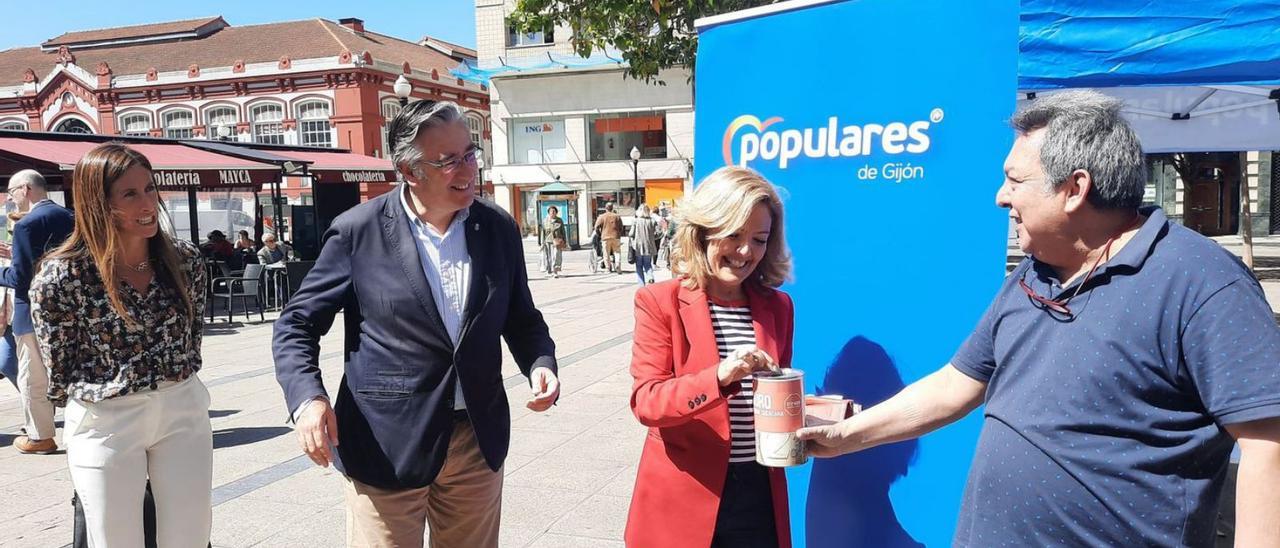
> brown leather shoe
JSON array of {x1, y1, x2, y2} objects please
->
[{"x1": 14, "y1": 435, "x2": 57, "y2": 454}]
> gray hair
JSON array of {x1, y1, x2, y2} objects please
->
[
  {"x1": 389, "y1": 100, "x2": 465, "y2": 179},
  {"x1": 9, "y1": 169, "x2": 46, "y2": 191},
  {"x1": 605, "y1": 202, "x2": 615, "y2": 212},
  {"x1": 1012, "y1": 90, "x2": 1147, "y2": 210}
]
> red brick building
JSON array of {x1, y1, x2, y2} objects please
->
[{"x1": 0, "y1": 16, "x2": 491, "y2": 202}]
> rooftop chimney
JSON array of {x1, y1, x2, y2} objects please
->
[{"x1": 339, "y1": 18, "x2": 365, "y2": 34}]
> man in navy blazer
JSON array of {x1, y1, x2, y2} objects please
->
[
  {"x1": 0, "y1": 170, "x2": 74, "y2": 454},
  {"x1": 274, "y1": 100, "x2": 560, "y2": 547}
]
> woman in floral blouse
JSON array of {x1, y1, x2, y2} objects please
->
[{"x1": 31, "y1": 143, "x2": 211, "y2": 548}]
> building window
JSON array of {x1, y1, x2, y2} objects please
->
[
  {"x1": 205, "y1": 106, "x2": 238, "y2": 140},
  {"x1": 118, "y1": 113, "x2": 151, "y2": 136},
  {"x1": 53, "y1": 118, "x2": 92, "y2": 134},
  {"x1": 296, "y1": 101, "x2": 333, "y2": 148},
  {"x1": 506, "y1": 22, "x2": 554, "y2": 47},
  {"x1": 381, "y1": 101, "x2": 402, "y2": 158},
  {"x1": 162, "y1": 110, "x2": 195, "y2": 139},
  {"x1": 0, "y1": 120, "x2": 26, "y2": 131},
  {"x1": 509, "y1": 118, "x2": 568, "y2": 164},
  {"x1": 587, "y1": 112, "x2": 666, "y2": 161},
  {"x1": 466, "y1": 114, "x2": 483, "y2": 148},
  {"x1": 251, "y1": 103, "x2": 285, "y2": 145},
  {"x1": 588, "y1": 180, "x2": 641, "y2": 218}
]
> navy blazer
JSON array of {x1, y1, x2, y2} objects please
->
[
  {"x1": 273, "y1": 188, "x2": 557, "y2": 489},
  {"x1": 0, "y1": 200, "x2": 73, "y2": 335}
]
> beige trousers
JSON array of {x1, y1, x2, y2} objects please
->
[
  {"x1": 65, "y1": 376, "x2": 213, "y2": 548},
  {"x1": 16, "y1": 332, "x2": 56, "y2": 440},
  {"x1": 344, "y1": 418, "x2": 503, "y2": 548},
  {"x1": 603, "y1": 238, "x2": 622, "y2": 272}
]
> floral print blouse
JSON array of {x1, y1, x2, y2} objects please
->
[{"x1": 30, "y1": 240, "x2": 206, "y2": 405}]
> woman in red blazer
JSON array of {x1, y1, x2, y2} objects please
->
[{"x1": 626, "y1": 166, "x2": 795, "y2": 548}]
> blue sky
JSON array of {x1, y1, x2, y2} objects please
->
[{"x1": 0, "y1": 0, "x2": 477, "y2": 50}]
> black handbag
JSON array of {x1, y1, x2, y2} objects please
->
[{"x1": 627, "y1": 244, "x2": 636, "y2": 264}]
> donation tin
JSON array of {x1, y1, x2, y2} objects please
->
[{"x1": 753, "y1": 369, "x2": 806, "y2": 467}]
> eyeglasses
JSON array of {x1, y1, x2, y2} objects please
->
[
  {"x1": 1018, "y1": 237, "x2": 1117, "y2": 318},
  {"x1": 1018, "y1": 277, "x2": 1079, "y2": 317},
  {"x1": 1017, "y1": 215, "x2": 1140, "y2": 317},
  {"x1": 421, "y1": 146, "x2": 482, "y2": 174}
]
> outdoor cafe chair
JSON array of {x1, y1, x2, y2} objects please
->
[{"x1": 209, "y1": 263, "x2": 266, "y2": 323}]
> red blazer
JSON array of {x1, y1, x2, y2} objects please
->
[{"x1": 625, "y1": 279, "x2": 794, "y2": 548}]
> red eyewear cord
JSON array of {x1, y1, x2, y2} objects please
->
[{"x1": 1018, "y1": 215, "x2": 1142, "y2": 318}]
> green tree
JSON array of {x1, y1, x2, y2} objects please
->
[{"x1": 508, "y1": 0, "x2": 778, "y2": 84}]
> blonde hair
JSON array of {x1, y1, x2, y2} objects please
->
[
  {"x1": 636, "y1": 204, "x2": 650, "y2": 218},
  {"x1": 670, "y1": 166, "x2": 791, "y2": 290}
]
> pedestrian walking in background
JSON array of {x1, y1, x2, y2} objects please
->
[
  {"x1": 656, "y1": 201, "x2": 676, "y2": 270},
  {"x1": 542, "y1": 205, "x2": 566, "y2": 278},
  {"x1": 0, "y1": 168, "x2": 74, "y2": 454},
  {"x1": 594, "y1": 202, "x2": 624, "y2": 273},
  {"x1": 31, "y1": 143, "x2": 212, "y2": 547},
  {"x1": 629, "y1": 204, "x2": 659, "y2": 285},
  {"x1": 0, "y1": 210, "x2": 24, "y2": 390}
]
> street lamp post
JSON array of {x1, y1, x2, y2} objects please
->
[
  {"x1": 629, "y1": 146, "x2": 641, "y2": 209},
  {"x1": 475, "y1": 154, "x2": 485, "y2": 198},
  {"x1": 394, "y1": 75, "x2": 412, "y2": 107},
  {"x1": 216, "y1": 124, "x2": 233, "y2": 142},
  {"x1": 389, "y1": 75, "x2": 413, "y2": 162}
]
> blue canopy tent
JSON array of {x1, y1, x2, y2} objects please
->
[{"x1": 1019, "y1": 1, "x2": 1280, "y2": 153}]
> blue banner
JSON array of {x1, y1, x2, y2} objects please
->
[
  {"x1": 1020, "y1": 0, "x2": 1280, "y2": 89},
  {"x1": 695, "y1": 1, "x2": 1016, "y2": 546}
]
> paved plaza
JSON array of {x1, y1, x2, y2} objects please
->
[{"x1": 2, "y1": 236, "x2": 1279, "y2": 547}]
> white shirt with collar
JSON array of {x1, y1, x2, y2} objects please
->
[{"x1": 399, "y1": 186, "x2": 472, "y2": 411}]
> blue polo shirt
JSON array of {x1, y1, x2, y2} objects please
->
[{"x1": 950, "y1": 207, "x2": 1280, "y2": 547}]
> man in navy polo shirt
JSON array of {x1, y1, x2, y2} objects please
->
[{"x1": 799, "y1": 90, "x2": 1280, "y2": 546}]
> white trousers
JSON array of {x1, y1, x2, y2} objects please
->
[
  {"x1": 65, "y1": 375, "x2": 213, "y2": 548},
  {"x1": 15, "y1": 332, "x2": 55, "y2": 440}
]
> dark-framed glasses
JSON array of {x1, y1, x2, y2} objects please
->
[{"x1": 421, "y1": 146, "x2": 482, "y2": 174}]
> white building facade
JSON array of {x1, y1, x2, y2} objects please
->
[{"x1": 475, "y1": 0, "x2": 695, "y2": 245}]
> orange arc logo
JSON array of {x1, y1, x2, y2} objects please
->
[{"x1": 722, "y1": 115, "x2": 783, "y2": 166}]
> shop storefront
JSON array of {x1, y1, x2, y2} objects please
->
[
  {"x1": 0, "y1": 130, "x2": 394, "y2": 259},
  {"x1": 0, "y1": 132, "x2": 277, "y2": 245},
  {"x1": 187, "y1": 141, "x2": 396, "y2": 259}
]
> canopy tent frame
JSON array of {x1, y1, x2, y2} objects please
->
[{"x1": 1019, "y1": 0, "x2": 1280, "y2": 266}]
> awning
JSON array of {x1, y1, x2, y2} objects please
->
[
  {"x1": 535, "y1": 182, "x2": 576, "y2": 193},
  {"x1": 1020, "y1": 1, "x2": 1280, "y2": 89},
  {"x1": 260, "y1": 149, "x2": 397, "y2": 184},
  {"x1": 0, "y1": 137, "x2": 278, "y2": 191},
  {"x1": 1018, "y1": 86, "x2": 1280, "y2": 153},
  {"x1": 1017, "y1": 1, "x2": 1280, "y2": 152}
]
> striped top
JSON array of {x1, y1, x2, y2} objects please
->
[{"x1": 709, "y1": 301, "x2": 758, "y2": 463}]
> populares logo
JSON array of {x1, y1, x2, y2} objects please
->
[{"x1": 722, "y1": 109, "x2": 943, "y2": 169}]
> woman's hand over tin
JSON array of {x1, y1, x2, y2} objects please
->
[{"x1": 716, "y1": 346, "x2": 779, "y2": 387}]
